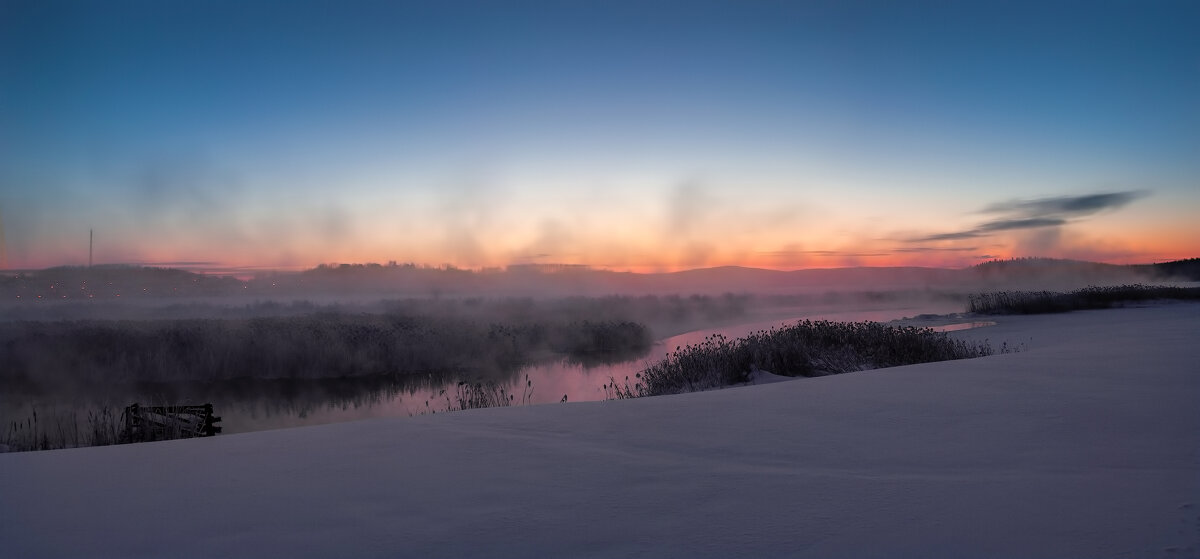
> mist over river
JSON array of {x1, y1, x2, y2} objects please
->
[{"x1": 2, "y1": 299, "x2": 975, "y2": 441}]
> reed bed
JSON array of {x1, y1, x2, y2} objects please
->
[
  {"x1": 967, "y1": 284, "x2": 1200, "y2": 315},
  {"x1": 608, "y1": 320, "x2": 994, "y2": 398},
  {"x1": 2, "y1": 405, "x2": 123, "y2": 452}
]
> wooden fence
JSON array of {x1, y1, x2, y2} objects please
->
[{"x1": 121, "y1": 404, "x2": 221, "y2": 443}]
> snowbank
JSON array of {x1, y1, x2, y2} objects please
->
[{"x1": 2, "y1": 303, "x2": 1198, "y2": 558}]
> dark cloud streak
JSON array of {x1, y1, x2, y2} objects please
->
[
  {"x1": 976, "y1": 217, "x2": 1067, "y2": 232},
  {"x1": 907, "y1": 190, "x2": 1147, "y2": 243},
  {"x1": 982, "y1": 192, "x2": 1146, "y2": 217},
  {"x1": 911, "y1": 231, "x2": 983, "y2": 242}
]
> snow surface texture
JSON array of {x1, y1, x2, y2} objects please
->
[{"x1": 2, "y1": 303, "x2": 1198, "y2": 558}]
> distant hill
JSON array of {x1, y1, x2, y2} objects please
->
[{"x1": 3, "y1": 257, "x2": 1194, "y2": 303}]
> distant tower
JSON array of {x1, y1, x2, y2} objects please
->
[{"x1": 89, "y1": 229, "x2": 93, "y2": 268}]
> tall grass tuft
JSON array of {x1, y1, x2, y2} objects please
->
[{"x1": 452, "y1": 381, "x2": 514, "y2": 410}]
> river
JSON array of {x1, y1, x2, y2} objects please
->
[{"x1": 2, "y1": 301, "x2": 997, "y2": 447}]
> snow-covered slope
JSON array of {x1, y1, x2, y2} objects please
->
[{"x1": 2, "y1": 304, "x2": 1198, "y2": 558}]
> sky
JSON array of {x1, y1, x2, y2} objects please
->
[{"x1": 1, "y1": 0, "x2": 1197, "y2": 272}]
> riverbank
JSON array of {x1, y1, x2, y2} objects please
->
[{"x1": 2, "y1": 303, "x2": 1197, "y2": 558}]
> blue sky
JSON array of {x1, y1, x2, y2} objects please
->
[{"x1": 2, "y1": 0, "x2": 1197, "y2": 270}]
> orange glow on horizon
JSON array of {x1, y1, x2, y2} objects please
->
[{"x1": 8, "y1": 222, "x2": 1197, "y2": 273}]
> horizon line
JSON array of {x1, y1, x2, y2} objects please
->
[{"x1": 6, "y1": 256, "x2": 1194, "y2": 277}]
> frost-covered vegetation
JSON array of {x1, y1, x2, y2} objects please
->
[
  {"x1": 607, "y1": 320, "x2": 995, "y2": 398},
  {"x1": 0, "y1": 312, "x2": 651, "y2": 388},
  {"x1": 0, "y1": 294, "x2": 764, "y2": 391},
  {"x1": 967, "y1": 284, "x2": 1200, "y2": 315}
]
